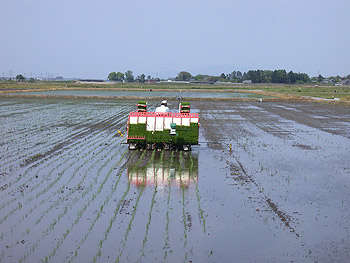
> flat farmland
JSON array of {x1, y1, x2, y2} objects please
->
[{"x1": 0, "y1": 97, "x2": 350, "y2": 262}]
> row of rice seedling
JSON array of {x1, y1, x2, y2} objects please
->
[
  {"x1": 36, "y1": 148, "x2": 128, "y2": 262},
  {"x1": 137, "y1": 150, "x2": 161, "y2": 261},
  {"x1": 0, "y1": 100, "x2": 134, "y2": 262},
  {"x1": 114, "y1": 150, "x2": 156, "y2": 263},
  {"x1": 162, "y1": 150, "x2": 175, "y2": 262},
  {"x1": 91, "y1": 150, "x2": 147, "y2": 263},
  {"x1": 0, "y1": 104, "x2": 130, "y2": 202},
  {"x1": 191, "y1": 154, "x2": 206, "y2": 233},
  {"x1": 1, "y1": 137, "x2": 125, "y2": 262},
  {"x1": 17, "y1": 140, "x2": 129, "y2": 263},
  {"x1": 0, "y1": 103, "x2": 130, "y2": 176},
  {"x1": 14, "y1": 138, "x2": 124, "y2": 237},
  {"x1": 66, "y1": 149, "x2": 134, "y2": 263},
  {"x1": 0, "y1": 100, "x2": 75, "y2": 139},
  {"x1": 0, "y1": 105, "x2": 84, "y2": 164},
  {"x1": 0, "y1": 102, "x2": 82, "y2": 161},
  {"x1": 178, "y1": 151, "x2": 189, "y2": 263},
  {"x1": 0, "y1": 111, "x2": 123, "y2": 214},
  {"x1": 0, "y1": 100, "x2": 129, "y2": 167}
]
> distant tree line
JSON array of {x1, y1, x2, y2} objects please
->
[
  {"x1": 108, "y1": 70, "x2": 157, "y2": 83},
  {"x1": 182, "y1": 69, "x2": 311, "y2": 84},
  {"x1": 107, "y1": 70, "x2": 349, "y2": 85}
]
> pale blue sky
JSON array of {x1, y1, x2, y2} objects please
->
[{"x1": 0, "y1": 0, "x2": 349, "y2": 79}]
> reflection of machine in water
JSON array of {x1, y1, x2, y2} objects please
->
[{"x1": 127, "y1": 151, "x2": 198, "y2": 188}]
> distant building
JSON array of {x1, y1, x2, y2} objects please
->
[
  {"x1": 243, "y1": 80, "x2": 252, "y2": 84},
  {"x1": 146, "y1": 79, "x2": 158, "y2": 84},
  {"x1": 78, "y1": 79, "x2": 105, "y2": 83}
]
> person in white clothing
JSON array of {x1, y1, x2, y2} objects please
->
[{"x1": 155, "y1": 100, "x2": 170, "y2": 113}]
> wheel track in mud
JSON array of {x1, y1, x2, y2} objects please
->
[
  {"x1": 224, "y1": 153, "x2": 300, "y2": 238},
  {"x1": 199, "y1": 103, "x2": 299, "y2": 238},
  {"x1": 237, "y1": 104, "x2": 294, "y2": 139}
]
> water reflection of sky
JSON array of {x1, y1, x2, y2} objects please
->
[{"x1": 127, "y1": 151, "x2": 198, "y2": 188}]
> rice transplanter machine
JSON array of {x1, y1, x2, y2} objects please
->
[{"x1": 126, "y1": 101, "x2": 199, "y2": 151}]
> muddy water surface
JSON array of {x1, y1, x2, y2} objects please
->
[{"x1": 0, "y1": 98, "x2": 349, "y2": 262}]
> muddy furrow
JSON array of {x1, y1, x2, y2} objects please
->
[
  {"x1": 259, "y1": 102, "x2": 350, "y2": 139},
  {"x1": 235, "y1": 104, "x2": 294, "y2": 140},
  {"x1": 226, "y1": 156, "x2": 299, "y2": 238}
]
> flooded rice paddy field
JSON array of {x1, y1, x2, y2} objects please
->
[
  {"x1": 15, "y1": 89, "x2": 271, "y2": 99},
  {"x1": 0, "y1": 97, "x2": 349, "y2": 262}
]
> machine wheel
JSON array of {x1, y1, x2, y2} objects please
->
[
  {"x1": 128, "y1": 143, "x2": 137, "y2": 150},
  {"x1": 183, "y1": 145, "x2": 191, "y2": 151},
  {"x1": 146, "y1": 143, "x2": 154, "y2": 150},
  {"x1": 164, "y1": 143, "x2": 171, "y2": 150}
]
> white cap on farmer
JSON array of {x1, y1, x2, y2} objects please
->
[{"x1": 161, "y1": 100, "x2": 167, "y2": 105}]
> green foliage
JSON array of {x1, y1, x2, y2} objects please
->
[
  {"x1": 136, "y1": 74, "x2": 146, "y2": 83},
  {"x1": 107, "y1": 72, "x2": 117, "y2": 81},
  {"x1": 318, "y1": 74, "x2": 325, "y2": 82},
  {"x1": 193, "y1": 74, "x2": 208, "y2": 81},
  {"x1": 116, "y1": 72, "x2": 125, "y2": 81},
  {"x1": 16, "y1": 74, "x2": 25, "y2": 81},
  {"x1": 108, "y1": 72, "x2": 125, "y2": 81},
  {"x1": 272, "y1": 69, "x2": 287, "y2": 83},
  {"x1": 239, "y1": 69, "x2": 310, "y2": 84},
  {"x1": 125, "y1": 70, "x2": 134, "y2": 82},
  {"x1": 176, "y1": 71, "x2": 192, "y2": 81}
]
